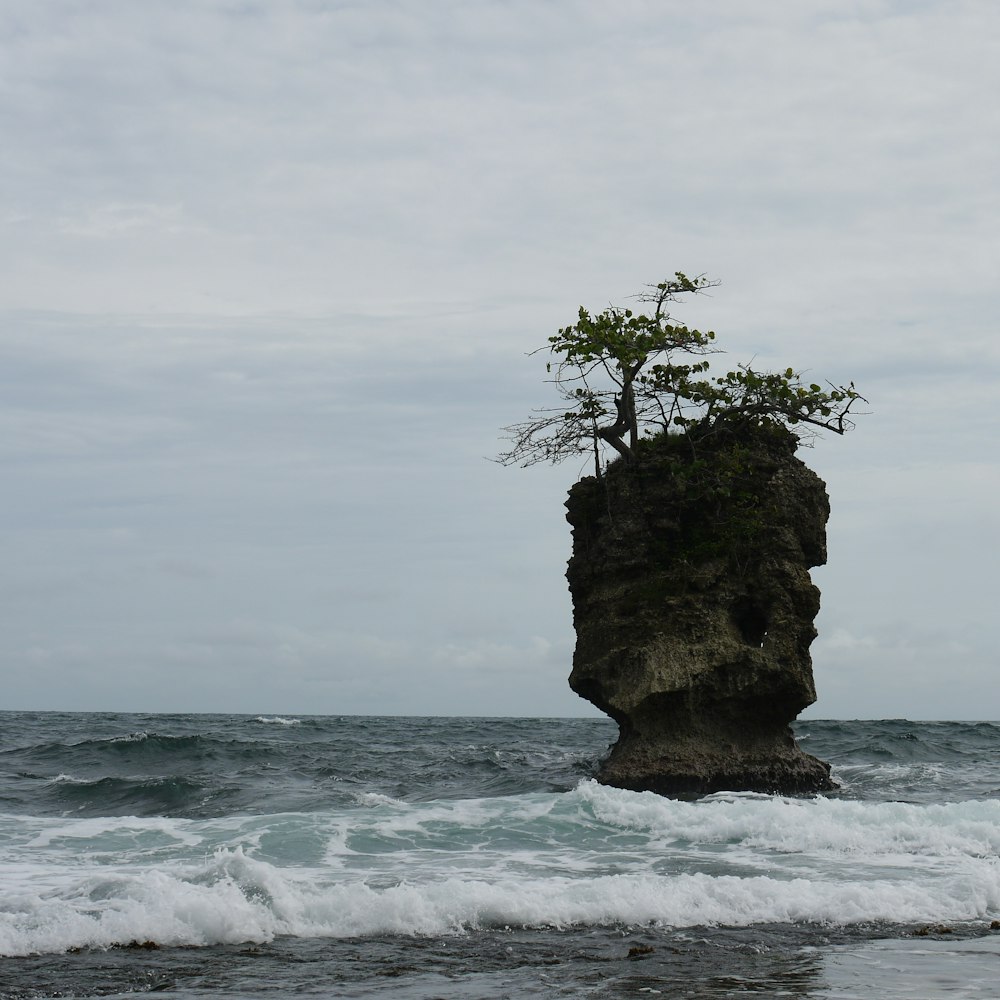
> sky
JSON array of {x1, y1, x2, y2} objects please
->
[{"x1": 1, "y1": 0, "x2": 997, "y2": 720}]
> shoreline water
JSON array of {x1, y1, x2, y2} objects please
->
[{"x1": 8, "y1": 926, "x2": 1000, "y2": 999}]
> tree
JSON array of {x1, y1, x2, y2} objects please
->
[{"x1": 497, "y1": 273, "x2": 864, "y2": 474}]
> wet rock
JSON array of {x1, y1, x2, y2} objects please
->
[
  {"x1": 913, "y1": 924, "x2": 953, "y2": 936},
  {"x1": 627, "y1": 945, "x2": 656, "y2": 959}
]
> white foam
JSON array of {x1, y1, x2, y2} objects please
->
[
  {"x1": 353, "y1": 792, "x2": 405, "y2": 808},
  {"x1": 2, "y1": 843, "x2": 999, "y2": 957},
  {"x1": 5, "y1": 784, "x2": 1000, "y2": 957},
  {"x1": 571, "y1": 781, "x2": 1000, "y2": 859},
  {"x1": 25, "y1": 816, "x2": 204, "y2": 851},
  {"x1": 254, "y1": 716, "x2": 301, "y2": 726}
]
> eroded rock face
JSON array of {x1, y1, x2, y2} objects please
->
[{"x1": 566, "y1": 426, "x2": 836, "y2": 796}]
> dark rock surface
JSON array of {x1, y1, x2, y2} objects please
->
[{"x1": 565, "y1": 426, "x2": 837, "y2": 796}]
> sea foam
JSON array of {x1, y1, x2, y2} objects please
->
[
  {"x1": 3, "y1": 782, "x2": 1000, "y2": 956},
  {"x1": 2, "y1": 843, "x2": 998, "y2": 957}
]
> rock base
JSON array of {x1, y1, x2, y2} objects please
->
[{"x1": 597, "y1": 725, "x2": 836, "y2": 797}]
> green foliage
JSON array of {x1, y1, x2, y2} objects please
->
[
  {"x1": 497, "y1": 273, "x2": 864, "y2": 472},
  {"x1": 653, "y1": 436, "x2": 783, "y2": 571}
]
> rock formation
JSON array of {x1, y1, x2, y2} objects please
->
[{"x1": 566, "y1": 424, "x2": 837, "y2": 796}]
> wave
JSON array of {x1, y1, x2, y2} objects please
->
[
  {"x1": 1, "y1": 727, "x2": 603, "y2": 818},
  {"x1": 13, "y1": 717, "x2": 998, "y2": 826},
  {"x1": 4, "y1": 783, "x2": 1000, "y2": 957},
  {"x1": 12, "y1": 732, "x2": 261, "y2": 767},
  {"x1": 3, "y1": 843, "x2": 998, "y2": 957},
  {"x1": 804, "y1": 719, "x2": 1000, "y2": 767},
  {"x1": 573, "y1": 782, "x2": 1000, "y2": 857},
  {"x1": 40, "y1": 773, "x2": 221, "y2": 816}
]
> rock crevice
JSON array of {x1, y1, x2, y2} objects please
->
[{"x1": 566, "y1": 426, "x2": 836, "y2": 796}]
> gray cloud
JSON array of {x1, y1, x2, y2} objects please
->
[{"x1": 1, "y1": 1, "x2": 998, "y2": 717}]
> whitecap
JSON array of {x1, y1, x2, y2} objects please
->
[
  {"x1": 353, "y1": 792, "x2": 405, "y2": 808},
  {"x1": 3, "y1": 846, "x2": 999, "y2": 957}
]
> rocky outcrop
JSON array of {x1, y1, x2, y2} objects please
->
[{"x1": 566, "y1": 425, "x2": 836, "y2": 796}]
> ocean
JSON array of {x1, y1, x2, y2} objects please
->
[{"x1": 2, "y1": 713, "x2": 1000, "y2": 999}]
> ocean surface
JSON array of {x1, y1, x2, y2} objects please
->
[{"x1": 2, "y1": 714, "x2": 1000, "y2": 999}]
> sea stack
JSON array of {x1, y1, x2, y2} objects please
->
[{"x1": 565, "y1": 425, "x2": 836, "y2": 796}]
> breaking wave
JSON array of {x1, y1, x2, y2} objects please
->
[{"x1": 4, "y1": 781, "x2": 1000, "y2": 956}]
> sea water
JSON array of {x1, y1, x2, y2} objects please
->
[{"x1": 2, "y1": 713, "x2": 1000, "y2": 998}]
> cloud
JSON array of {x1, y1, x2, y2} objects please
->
[
  {"x1": 3, "y1": 1, "x2": 998, "y2": 317},
  {"x1": 1, "y1": 1, "x2": 998, "y2": 717},
  {"x1": 808, "y1": 621, "x2": 998, "y2": 721},
  {"x1": 56, "y1": 202, "x2": 190, "y2": 239}
]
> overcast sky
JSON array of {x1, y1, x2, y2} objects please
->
[{"x1": 2, "y1": 0, "x2": 997, "y2": 719}]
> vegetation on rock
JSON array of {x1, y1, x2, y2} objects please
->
[{"x1": 498, "y1": 274, "x2": 864, "y2": 475}]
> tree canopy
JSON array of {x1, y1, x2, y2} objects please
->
[{"x1": 498, "y1": 274, "x2": 864, "y2": 473}]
